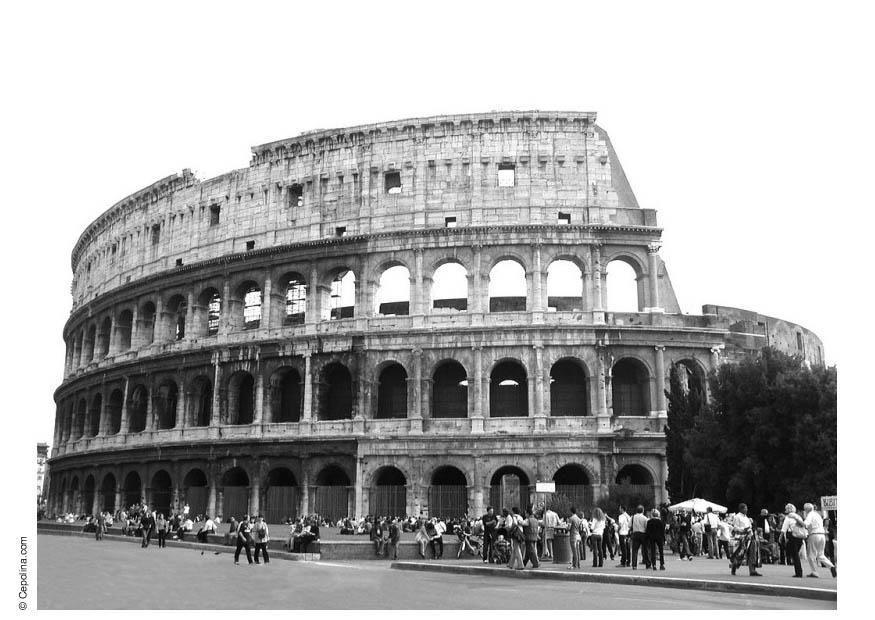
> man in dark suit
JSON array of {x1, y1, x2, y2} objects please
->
[{"x1": 482, "y1": 507, "x2": 498, "y2": 563}]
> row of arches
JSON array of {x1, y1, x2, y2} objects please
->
[
  {"x1": 66, "y1": 255, "x2": 650, "y2": 374},
  {"x1": 50, "y1": 462, "x2": 656, "y2": 521}
]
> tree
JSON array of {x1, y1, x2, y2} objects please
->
[{"x1": 664, "y1": 363, "x2": 707, "y2": 502}]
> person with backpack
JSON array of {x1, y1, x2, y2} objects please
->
[
  {"x1": 522, "y1": 507, "x2": 540, "y2": 568},
  {"x1": 234, "y1": 514, "x2": 254, "y2": 565},
  {"x1": 506, "y1": 507, "x2": 525, "y2": 570},
  {"x1": 253, "y1": 515, "x2": 270, "y2": 565}
]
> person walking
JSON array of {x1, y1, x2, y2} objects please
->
[
  {"x1": 155, "y1": 513, "x2": 167, "y2": 549},
  {"x1": 677, "y1": 511, "x2": 693, "y2": 560},
  {"x1": 716, "y1": 514, "x2": 732, "y2": 559},
  {"x1": 542, "y1": 505, "x2": 559, "y2": 560},
  {"x1": 729, "y1": 504, "x2": 763, "y2": 576},
  {"x1": 645, "y1": 509, "x2": 666, "y2": 570},
  {"x1": 630, "y1": 505, "x2": 649, "y2": 569},
  {"x1": 506, "y1": 507, "x2": 525, "y2": 570},
  {"x1": 387, "y1": 517, "x2": 401, "y2": 560},
  {"x1": 616, "y1": 506, "x2": 631, "y2": 567},
  {"x1": 253, "y1": 515, "x2": 270, "y2": 565},
  {"x1": 140, "y1": 509, "x2": 155, "y2": 548},
  {"x1": 522, "y1": 507, "x2": 541, "y2": 569},
  {"x1": 602, "y1": 514, "x2": 616, "y2": 562},
  {"x1": 415, "y1": 517, "x2": 430, "y2": 559},
  {"x1": 802, "y1": 503, "x2": 835, "y2": 578},
  {"x1": 95, "y1": 511, "x2": 106, "y2": 541},
  {"x1": 780, "y1": 503, "x2": 807, "y2": 577},
  {"x1": 568, "y1": 506, "x2": 582, "y2": 569},
  {"x1": 196, "y1": 515, "x2": 217, "y2": 543},
  {"x1": 589, "y1": 507, "x2": 606, "y2": 568},
  {"x1": 482, "y1": 507, "x2": 498, "y2": 563},
  {"x1": 704, "y1": 507, "x2": 720, "y2": 559},
  {"x1": 371, "y1": 517, "x2": 385, "y2": 557},
  {"x1": 234, "y1": 515, "x2": 253, "y2": 565}
]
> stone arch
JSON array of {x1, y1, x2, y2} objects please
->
[
  {"x1": 166, "y1": 294, "x2": 188, "y2": 340},
  {"x1": 615, "y1": 463, "x2": 655, "y2": 485},
  {"x1": 154, "y1": 379, "x2": 178, "y2": 429},
  {"x1": 376, "y1": 362, "x2": 408, "y2": 419},
  {"x1": 319, "y1": 362, "x2": 353, "y2": 420},
  {"x1": 116, "y1": 309, "x2": 133, "y2": 351},
  {"x1": 612, "y1": 463, "x2": 658, "y2": 511},
  {"x1": 221, "y1": 466, "x2": 250, "y2": 520},
  {"x1": 546, "y1": 258, "x2": 585, "y2": 311},
  {"x1": 83, "y1": 324, "x2": 96, "y2": 362},
  {"x1": 431, "y1": 260, "x2": 468, "y2": 311},
  {"x1": 187, "y1": 376, "x2": 213, "y2": 427},
  {"x1": 196, "y1": 287, "x2": 222, "y2": 336},
  {"x1": 74, "y1": 397, "x2": 87, "y2": 440},
  {"x1": 237, "y1": 280, "x2": 262, "y2": 329},
  {"x1": 263, "y1": 467, "x2": 299, "y2": 523},
  {"x1": 313, "y1": 464, "x2": 351, "y2": 522},
  {"x1": 100, "y1": 472, "x2": 117, "y2": 513},
  {"x1": 432, "y1": 359, "x2": 468, "y2": 419},
  {"x1": 488, "y1": 258, "x2": 527, "y2": 312},
  {"x1": 96, "y1": 316, "x2": 112, "y2": 358},
  {"x1": 123, "y1": 470, "x2": 142, "y2": 508},
  {"x1": 150, "y1": 470, "x2": 173, "y2": 517},
  {"x1": 375, "y1": 263, "x2": 411, "y2": 316},
  {"x1": 370, "y1": 465, "x2": 407, "y2": 517},
  {"x1": 489, "y1": 359, "x2": 528, "y2": 418},
  {"x1": 605, "y1": 254, "x2": 645, "y2": 312},
  {"x1": 488, "y1": 465, "x2": 532, "y2": 512},
  {"x1": 552, "y1": 463, "x2": 594, "y2": 512},
  {"x1": 327, "y1": 268, "x2": 356, "y2": 320},
  {"x1": 83, "y1": 474, "x2": 96, "y2": 516},
  {"x1": 269, "y1": 366, "x2": 302, "y2": 423},
  {"x1": 550, "y1": 358, "x2": 589, "y2": 416},
  {"x1": 87, "y1": 392, "x2": 102, "y2": 437},
  {"x1": 428, "y1": 465, "x2": 469, "y2": 519},
  {"x1": 612, "y1": 357, "x2": 651, "y2": 416},
  {"x1": 107, "y1": 389, "x2": 124, "y2": 434},
  {"x1": 140, "y1": 301, "x2": 156, "y2": 345},
  {"x1": 182, "y1": 468, "x2": 209, "y2": 518},
  {"x1": 673, "y1": 358, "x2": 707, "y2": 399},
  {"x1": 227, "y1": 371, "x2": 255, "y2": 425},
  {"x1": 127, "y1": 384, "x2": 148, "y2": 432},
  {"x1": 277, "y1": 271, "x2": 308, "y2": 326}
]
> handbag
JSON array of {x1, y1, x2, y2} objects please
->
[{"x1": 791, "y1": 523, "x2": 809, "y2": 539}]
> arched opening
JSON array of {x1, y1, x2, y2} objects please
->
[
  {"x1": 489, "y1": 360, "x2": 528, "y2": 417},
  {"x1": 429, "y1": 466, "x2": 468, "y2": 519},
  {"x1": 313, "y1": 465, "x2": 350, "y2": 522},
  {"x1": 270, "y1": 367, "x2": 301, "y2": 423},
  {"x1": 187, "y1": 376, "x2": 212, "y2": 427},
  {"x1": 606, "y1": 259, "x2": 641, "y2": 312},
  {"x1": 329, "y1": 270, "x2": 356, "y2": 320},
  {"x1": 375, "y1": 265, "x2": 410, "y2": 315},
  {"x1": 242, "y1": 284, "x2": 262, "y2": 329},
  {"x1": 547, "y1": 260, "x2": 584, "y2": 311},
  {"x1": 70, "y1": 477, "x2": 81, "y2": 514},
  {"x1": 182, "y1": 469, "x2": 208, "y2": 518},
  {"x1": 371, "y1": 466, "x2": 407, "y2": 517},
  {"x1": 127, "y1": 385, "x2": 148, "y2": 433},
  {"x1": 432, "y1": 262, "x2": 468, "y2": 311},
  {"x1": 432, "y1": 361, "x2": 467, "y2": 418},
  {"x1": 150, "y1": 470, "x2": 173, "y2": 517},
  {"x1": 489, "y1": 466, "x2": 530, "y2": 513},
  {"x1": 101, "y1": 473, "x2": 117, "y2": 513},
  {"x1": 140, "y1": 302, "x2": 156, "y2": 345},
  {"x1": 116, "y1": 310, "x2": 133, "y2": 351},
  {"x1": 83, "y1": 475, "x2": 96, "y2": 516},
  {"x1": 84, "y1": 325, "x2": 96, "y2": 362},
  {"x1": 96, "y1": 317, "x2": 112, "y2": 358},
  {"x1": 123, "y1": 471, "x2": 142, "y2": 508},
  {"x1": 674, "y1": 359, "x2": 706, "y2": 399},
  {"x1": 612, "y1": 358, "x2": 650, "y2": 416},
  {"x1": 611, "y1": 465, "x2": 656, "y2": 510},
  {"x1": 264, "y1": 467, "x2": 298, "y2": 523},
  {"x1": 319, "y1": 363, "x2": 353, "y2": 420},
  {"x1": 87, "y1": 393, "x2": 102, "y2": 437},
  {"x1": 154, "y1": 381, "x2": 178, "y2": 429},
  {"x1": 552, "y1": 464, "x2": 593, "y2": 513},
  {"x1": 72, "y1": 332, "x2": 82, "y2": 369},
  {"x1": 196, "y1": 288, "x2": 222, "y2": 337},
  {"x1": 488, "y1": 259, "x2": 526, "y2": 312},
  {"x1": 282, "y1": 273, "x2": 307, "y2": 325},
  {"x1": 227, "y1": 372, "x2": 255, "y2": 425},
  {"x1": 107, "y1": 389, "x2": 123, "y2": 434},
  {"x1": 165, "y1": 295, "x2": 187, "y2": 341},
  {"x1": 221, "y1": 467, "x2": 249, "y2": 520},
  {"x1": 74, "y1": 398, "x2": 87, "y2": 439},
  {"x1": 376, "y1": 363, "x2": 407, "y2": 419},
  {"x1": 550, "y1": 359, "x2": 588, "y2": 416}
]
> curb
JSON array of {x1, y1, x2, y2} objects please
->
[
  {"x1": 389, "y1": 561, "x2": 837, "y2": 602},
  {"x1": 38, "y1": 528, "x2": 321, "y2": 561}
]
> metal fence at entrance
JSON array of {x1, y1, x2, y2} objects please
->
[
  {"x1": 428, "y1": 485, "x2": 468, "y2": 519},
  {"x1": 310, "y1": 486, "x2": 350, "y2": 522},
  {"x1": 151, "y1": 488, "x2": 172, "y2": 517},
  {"x1": 263, "y1": 486, "x2": 298, "y2": 523},
  {"x1": 607, "y1": 484, "x2": 656, "y2": 509},
  {"x1": 370, "y1": 485, "x2": 406, "y2": 517},
  {"x1": 552, "y1": 484, "x2": 594, "y2": 512},
  {"x1": 185, "y1": 486, "x2": 208, "y2": 518},
  {"x1": 490, "y1": 483, "x2": 534, "y2": 512},
  {"x1": 222, "y1": 486, "x2": 249, "y2": 520}
]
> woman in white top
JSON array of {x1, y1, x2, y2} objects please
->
[
  {"x1": 589, "y1": 508, "x2": 606, "y2": 568},
  {"x1": 802, "y1": 503, "x2": 835, "y2": 577}
]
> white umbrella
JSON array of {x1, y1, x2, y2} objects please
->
[{"x1": 667, "y1": 498, "x2": 728, "y2": 513}]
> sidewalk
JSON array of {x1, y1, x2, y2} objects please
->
[{"x1": 390, "y1": 555, "x2": 837, "y2": 601}]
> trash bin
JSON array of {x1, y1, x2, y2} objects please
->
[{"x1": 553, "y1": 526, "x2": 571, "y2": 564}]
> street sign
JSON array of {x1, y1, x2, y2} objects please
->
[
  {"x1": 535, "y1": 481, "x2": 556, "y2": 493},
  {"x1": 820, "y1": 495, "x2": 837, "y2": 511}
]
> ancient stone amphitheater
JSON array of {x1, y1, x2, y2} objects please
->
[{"x1": 47, "y1": 111, "x2": 823, "y2": 523}]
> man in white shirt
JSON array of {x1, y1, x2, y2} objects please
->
[
  {"x1": 780, "y1": 503, "x2": 806, "y2": 578},
  {"x1": 704, "y1": 507, "x2": 720, "y2": 559},
  {"x1": 617, "y1": 506, "x2": 632, "y2": 567},
  {"x1": 630, "y1": 506, "x2": 649, "y2": 569},
  {"x1": 543, "y1": 507, "x2": 559, "y2": 559},
  {"x1": 729, "y1": 503, "x2": 762, "y2": 576},
  {"x1": 802, "y1": 503, "x2": 835, "y2": 578},
  {"x1": 196, "y1": 515, "x2": 217, "y2": 542}
]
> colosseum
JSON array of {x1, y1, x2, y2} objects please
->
[{"x1": 47, "y1": 111, "x2": 824, "y2": 524}]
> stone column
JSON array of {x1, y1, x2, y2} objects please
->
[
  {"x1": 355, "y1": 350, "x2": 367, "y2": 420},
  {"x1": 710, "y1": 346, "x2": 723, "y2": 371},
  {"x1": 207, "y1": 474, "x2": 217, "y2": 519},
  {"x1": 471, "y1": 346, "x2": 483, "y2": 433},
  {"x1": 591, "y1": 244, "x2": 605, "y2": 324},
  {"x1": 220, "y1": 279, "x2": 231, "y2": 334},
  {"x1": 119, "y1": 377, "x2": 130, "y2": 436},
  {"x1": 249, "y1": 475, "x2": 260, "y2": 517},
  {"x1": 302, "y1": 353, "x2": 313, "y2": 423},
  {"x1": 130, "y1": 304, "x2": 140, "y2": 350},
  {"x1": 654, "y1": 346, "x2": 667, "y2": 417},
  {"x1": 413, "y1": 249, "x2": 424, "y2": 314},
  {"x1": 107, "y1": 316, "x2": 117, "y2": 356},
  {"x1": 307, "y1": 263, "x2": 320, "y2": 323},
  {"x1": 300, "y1": 466, "x2": 310, "y2": 515},
  {"x1": 261, "y1": 273, "x2": 273, "y2": 330},
  {"x1": 211, "y1": 355, "x2": 222, "y2": 428},
  {"x1": 531, "y1": 243, "x2": 544, "y2": 312},
  {"x1": 353, "y1": 456, "x2": 364, "y2": 518},
  {"x1": 471, "y1": 244, "x2": 482, "y2": 314},
  {"x1": 646, "y1": 244, "x2": 663, "y2": 312},
  {"x1": 92, "y1": 485, "x2": 100, "y2": 516},
  {"x1": 97, "y1": 386, "x2": 108, "y2": 435},
  {"x1": 595, "y1": 347, "x2": 610, "y2": 431},
  {"x1": 145, "y1": 376, "x2": 155, "y2": 431},
  {"x1": 533, "y1": 344, "x2": 545, "y2": 424},
  {"x1": 254, "y1": 373, "x2": 265, "y2": 424},
  {"x1": 409, "y1": 348, "x2": 423, "y2": 433},
  {"x1": 185, "y1": 290, "x2": 195, "y2": 338},
  {"x1": 114, "y1": 487, "x2": 123, "y2": 514}
]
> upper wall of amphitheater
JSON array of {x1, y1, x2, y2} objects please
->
[{"x1": 69, "y1": 111, "x2": 654, "y2": 311}]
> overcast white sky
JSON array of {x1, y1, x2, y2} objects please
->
[{"x1": 2, "y1": 1, "x2": 870, "y2": 576}]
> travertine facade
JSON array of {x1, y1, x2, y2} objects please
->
[{"x1": 48, "y1": 111, "x2": 823, "y2": 523}]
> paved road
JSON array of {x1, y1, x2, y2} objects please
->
[{"x1": 37, "y1": 535, "x2": 834, "y2": 610}]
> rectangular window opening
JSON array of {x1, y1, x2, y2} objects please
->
[
  {"x1": 796, "y1": 332, "x2": 804, "y2": 350},
  {"x1": 335, "y1": 226, "x2": 346, "y2": 237},
  {"x1": 289, "y1": 184, "x2": 303, "y2": 207},
  {"x1": 151, "y1": 224, "x2": 160, "y2": 246},
  {"x1": 445, "y1": 216, "x2": 457, "y2": 228},
  {"x1": 246, "y1": 240, "x2": 255, "y2": 251},
  {"x1": 385, "y1": 171, "x2": 402, "y2": 194},
  {"x1": 498, "y1": 163, "x2": 515, "y2": 187},
  {"x1": 209, "y1": 204, "x2": 221, "y2": 226},
  {"x1": 558, "y1": 212, "x2": 571, "y2": 225},
  {"x1": 175, "y1": 258, "x2": 183, "y2": 267}
]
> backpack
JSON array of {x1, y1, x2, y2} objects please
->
[{"x1": 508, "y1": 517, "x2": 525, "y2": 543}]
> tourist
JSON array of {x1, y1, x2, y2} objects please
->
[
  {"x1": 716, "y1": 514, "x2": 732, "y2": 559},
  {"x1": 155, "y1": 513, "x2": 167, "y2": 549},
  {"x1": 616, "y1": 505, "x2": 631, "y2": 567},
  {"x1": 704, "y1": 507, "x2": 720, "y2": 559},
  {"x1": 602, "y1": 514, "x2": 617, "y2": 562},
  {"x1": 482, "y1": 507, "x2": 498, "y2": 563},
  {"x1": 415, "y1": 517, "x2": 430, "y2": 559},
  {"x1": 691, "y1": 515, "x2": 704, "y2": 556},
  {"x1": 522, "y1": 506, "x2": 540, "y2": 569},
  {"x1": 589, "y1": 507, "x2": 606, "y2": 568},
  {"x1": 568, "y1": 506, "x2": 582, "y2": 569},
  {"x1": 506, "y1": 507, "x2": 525, "y2": 570},
  {"x1": 780, "y1": 503, "x2": 806, "y2": 578},
  {"x1": 426, "y1": 518, "x2": 443, "y2": 559},
  {"x1": 802, "y1": 503, "x2": 835, "y2": 578},
  {"x1": 630, "y1": 505, "x2": 649, "y2": 569},
  {"x1": 371, "y1": 517, "x2": 385, "y2": 557},
  {"x1": 95, "y1": 511, "x2": 106, "y2": 541},
  {"x1": 677, "y1": 511, "x2": 693, "y2": 560},
  {"x1": 234, "y1": 515, "x2": 253, "y2": 565},
  {"x1": 387, "y1": 517, "x2": 401, "y2": 560},
  {"x1": 728, "y1": 503, "x2": 763, "y2": 577},
  {"x1": 645, "y1": 508, "x2": 665, "y2": 570},
  {"x1": 196, "y1": 515, "x2": 217, "y2": 542},
  {"x1": 542, "y1": 505, "x2": 559, "y2": 560},
  {"x1": 253, "y1": 515, "x2": 270, "y2": 565},
  {"x1": 140, "y1": 509, "x2": 155, "y2": 548}
]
